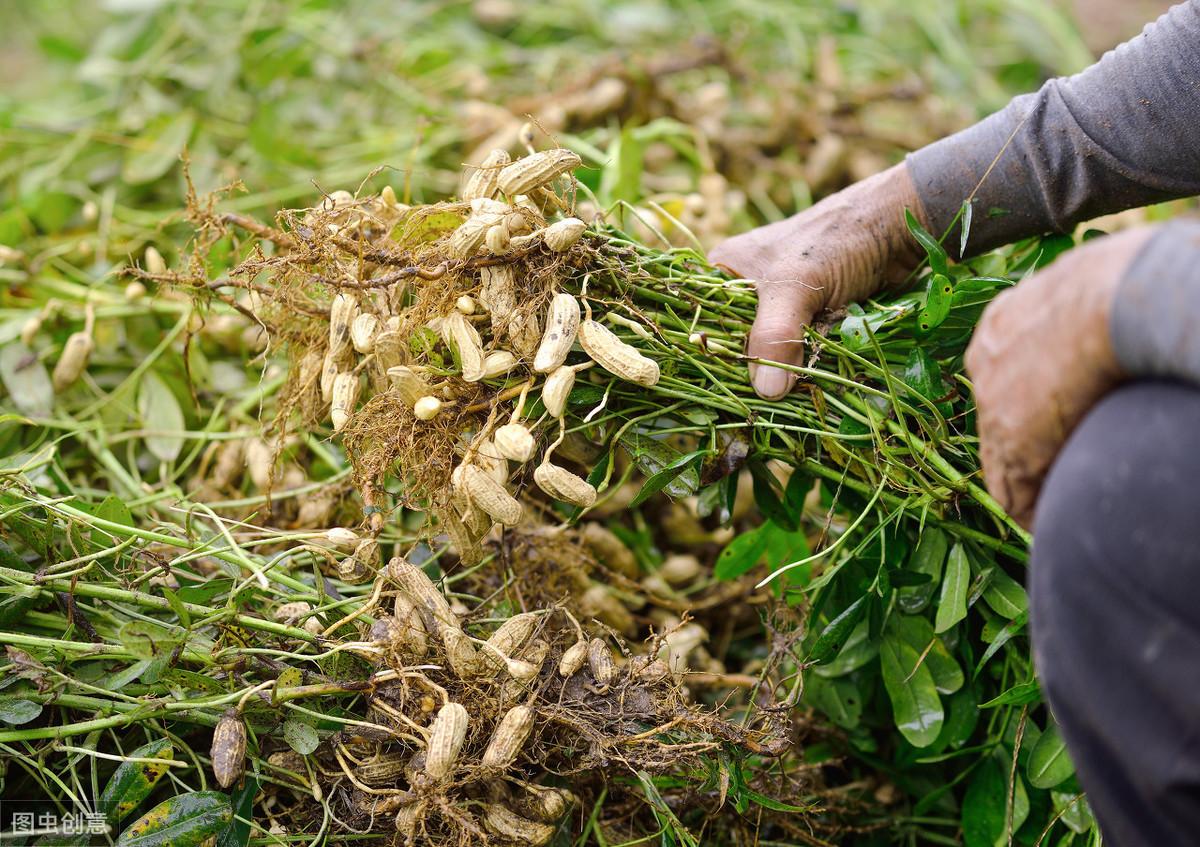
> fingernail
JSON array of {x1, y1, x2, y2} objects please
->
[{"x1": 751, "y1": 364, "x2": 793, "y2": 400}]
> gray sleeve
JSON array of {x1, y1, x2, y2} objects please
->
[
  {"x1": 1110, "y1": 219, "x2": 1200, "y2": 382},
  {"x1": 907, "y1": 0, "x2": 1200, "y2": 259}
]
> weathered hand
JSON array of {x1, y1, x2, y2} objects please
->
[
  {"x1": 709, "y1": 163, "x2": 926, "y2": 399},
  {"x1": 965, "y1": 227, "x2": 1153, "y2": 528}
]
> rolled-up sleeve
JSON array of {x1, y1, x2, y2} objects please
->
[{"x1": 907, "y1": 0, "x2": 1200, "y2": 259}]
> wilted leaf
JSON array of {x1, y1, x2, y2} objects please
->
[
  {"x1": 98, "y1": 739, "x2": 174, "y2": 823},
  {"x1": 283, "y1": 718, "x2": 319, "y2": 755},
  {"x1": 0, "y1": 344, "x2": 53, "y2": 417},
  {"x1": 117, "y1": 791, "x2": 231, "y2": 847},
  {"x1": 137, "y1": 371, "x2": 185, "y2": 463},
  {"x1": 0, "y1": 697, "x2": 42, "y2": 725}
]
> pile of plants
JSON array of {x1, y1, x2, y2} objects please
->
[
  {"x1": 0, "y1": 136, "x2": 1108, "y2": 846},
  {"x1": 0, "y1": 2, "x2": 1120, "y2": 845}
]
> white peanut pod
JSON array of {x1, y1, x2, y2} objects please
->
[
  {"x1": 493, "y1": 423, "x2": 535, "y2": 463},
  {"x1": 386, "y1": 557, "x2": 457, "y2": 632},
  {"x1": 482, "y1": 350, "x2": 518, "y2": 379},
  {"x1": 462, "y1": 148, "x2": 511, "y2": 201},
  {"x1": 449, "y1": 212, "x2": 502, "y2": 259},
  {"x1": 350, "y1": 313, "x2": 379, "y2": 354},
  {"x1": 328, "y1": 293, "x2": 358, "y2": 356},
  {"x1": 470, "y1": 197, "x2": 510, "y2": 216},
  {"x1": 144, "y1": 245, "x2": 167, "y2": 275},
  {"x1": 319, "y1": 353, "x2": 339, "y2": 403},
  {"x1": 459, "y1": 463, "x2": 523, "y2": 527},
  {"x1": 442, "y1": 502, "x2": 485, "y2": 567},
  {"x1": 558, "y1": 639, "x2": 589, "y2": 678},
  {"x1": 587, "y1": 637, "x2": 615, "y2": 686},
  {"x1": 485, "y1": 223, "x2": 510, "y2": 255},
  {"x1": 507, "y1": 310, "x2": 541, "y2": 356},
  {"x1": 479, "y1": 264, "x2": 516, "y2": 323},
  {"x1": 581, "y1": 523, "x2": 638, "y2": 579},
  {"x1": 474, "y1": 440, "x2": 509, "y2": 486},
  {"x1": 331, "y1": 372, "x2": 361, "y2": 432},
  {"x1": 424, "y1": 702, "x2": 469, "y2": 780},
  {"x1": 244, "y1": 438, "x2": 275, "y2": 490},
  {"x1": 478, "y1": 612, "x2": 538, "y2": 673},
  {"x1": 391, "y1": 594, "x2": 430, "y2": 659},
  {"x1": 519, "y1": 785, "x2": 579, "y2": 823},
  {"x1": 578, "y1": 319, "x2": 659, "y2": 386},
  {"x1": 533, "y1": 292, "x2": 580, "y2": 373},
  {"x1": 533, "y1": 461, "x2": 596, "y2": 508},
  {"x1": 484, "y1": 805, "x2": 556, "y2": 845},
  {"x1": 442, "y1": 311, "x2": 485, "y2": 383},
  {"x1": 540, "y1": 364, "x2": 576, "y2": 419},
  {"x1": 481, "y1": 705, "x2": 535, "y2": 770},
  {"x1": 52, "y1": 331, "x2": 94, "y2": 391},
  {"x1": 496, "y1": 149, "x2": 582, "y2": 196},
  {"x1": 442, "y1": 626, "x2": 480, "y2": 679},
  {"x1": 414, "y1": 395, "x2": 444, "y2": 421},
  {"x1": 273, "y1": 601, "x2": 311, "y2": 624},
  {"x1": 387, "y1": 366, "x2": 432, "y2": 407},
  {"x1": 581, "y1": 583, "x2": 636, "y2": 636},
  {"x1": 543, "y1": 217, "x2": 586, "y2": 252}
]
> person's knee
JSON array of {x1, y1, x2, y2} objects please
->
[{"x1": 1031, "y1": 381, "x2": 1200, "y2": 684}]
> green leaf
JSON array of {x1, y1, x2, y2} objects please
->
[
  {"x1": 962, "y1": 756, "x2": 1006, "y2": 847},
  {"x1": 898, "y1": 527, "x2": 948, "y2": 613},
  {"x1": 1052, "y1": 791, "x2": 1095, "y2": 835},
  {"x1": 808, "y1": 596, "x2": 868, "y2": 665},
  {"x1": 812, "y1": 620, "x2": 877, "y2": 678},
  {"x1": 0, "y1": 697, "x2": 42, "y2": 725},
  {"x1": 116, "y1": 791, "x2": 231, "y2": 847},
  {"x1": 980, "y1": 680, "x2": 1041, "y2": 709},
  {"x1": 747, "y1": 461, "x2": 798, "y2": 531},
  {"x1": 714, "y1": 525, "x2": 769, "y2": 580},
  {"x1": 890, "y1": 615, "x2": 963, "y2": 695},
  {"x1": 803, "y1": 674, "x2": 862, "y2": 729},
  {"x1": 283, "y1": 718, "x2": 319, "y2": 755},
  {"x1": 934, "y1": 543, "x2": 970, "y2": 633},
  {"x1": 629, "y1": 449, "x2": 706, "y2": 508},
  {"x1": 905, "y1": 208, "x2": 949, "y2": 277},
  {"x1": 138, "y1": 371, "x2": 185, "y2": 464},
  {"x1": 917, "y1": 273, "x2": 954, "y2": 333},
  {"x1": 982, "y1": 568, "x2": 1028, "y2": 619},
  {"x1": 93, "y1": 495, "x2": 135, "y2": 528},
  {"x1": 122, "y1": 111, "x2": 196, "y2": 185},
  {"x1": 930, "y1": 686, "x2": 980, "y2": 752},
  {"x1": 216, "y1": 777, "x2": 257, "y2": 847},
  {"x1": 879, "y1": 631, "x2": 943, "y2": 748},
  {"x1": 619, "y1": 431, "x2": 700, "y2": 499},
  {"x1": 902, "y1": 346, "x2": 947, "y2": 407},
  {"x1": 1028, "y1": 721, "x2": 1075, "y2": 789},
  {"x1": 601, "y1": 126, "x2": 644, "y2": 206},
  {"x1": 161, "y1": 587, "x2": 191, "y2": 629},
  {"x1": 99, "y1": 739, "x2": 175, "y2": 823}
]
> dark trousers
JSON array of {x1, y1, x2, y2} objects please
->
[{"x1": 1032, "y1": 381, "x2": 1200, "y2": 847}]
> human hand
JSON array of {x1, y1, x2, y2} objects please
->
[
  {"x1": 964, "y1": 227, "x2": 1154, "y2": 528},
  {"x1": 709, "y1": 163, "x2": 926, "y2": 399}
]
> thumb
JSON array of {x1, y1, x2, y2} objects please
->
[{"x1": 747, "y1": 279, "x2": 820, "y2": 399}]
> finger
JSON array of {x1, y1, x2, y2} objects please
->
[{"x1": 747, "y1": 279, "x2": 819, "y2": 400}]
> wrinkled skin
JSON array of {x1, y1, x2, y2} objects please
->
[
  {"x1": 712, "y1": 160, "x2": 1154, "y2": 528},
  {"x1": 964, "y1": 227, "x2": 1152, "y2": 528},
  {"x1": 709, "y1": 163, "x2": 926, "y2": 399}
]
